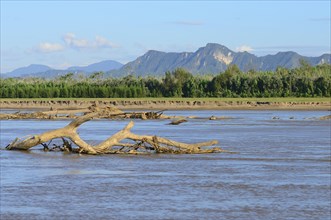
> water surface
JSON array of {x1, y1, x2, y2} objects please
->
[{"x1": 1, "y1": 110, "x2": 330, "y2": 219}]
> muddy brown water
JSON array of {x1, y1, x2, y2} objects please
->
[{"x1": 0, "y1": 110, "x2": 330, "y2": 220}]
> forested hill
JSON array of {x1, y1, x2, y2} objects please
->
[{"x1": 114, "y1": 43, "x2": 331, "y2": 76}]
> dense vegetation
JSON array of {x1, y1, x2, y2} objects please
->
[{"x1": 1, "y1": 62, "x2": 330, "y2": 98}]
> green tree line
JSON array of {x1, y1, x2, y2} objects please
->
[{"x1": 1, "y1": 63, "x2": 330, "y2": 98}]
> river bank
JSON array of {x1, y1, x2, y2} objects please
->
[{"x1": 0, "y1": 98, "x2": 330, "y2": 110}]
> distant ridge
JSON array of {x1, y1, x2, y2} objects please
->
[
  {"x1": 2, "y1": 43, "x2": 330, "y2": 78},
  {"x1": 116, "y1": 43, "x2": 330, "y2": 76},
  {"x1": 67, "y1": 60, "x2": 123, "y2": 73},
  {"x1": 2, "y1": 60, "x2": 123, "y2": 78},
  {"x1": 7, "y1": 64, "x2": 52, "y2": 77}
]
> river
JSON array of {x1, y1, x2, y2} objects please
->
[{"x1": 0, "y1": 110, "x2": 330, "y2": 219}]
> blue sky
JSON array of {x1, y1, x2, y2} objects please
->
[{"x1": 1, "y1": 0, "x2": 330, "y2": 73}]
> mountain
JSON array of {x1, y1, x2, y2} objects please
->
[
  {"x1": 115, "y1": 43, "x2": 330, "y2": 76},
  {"x1": 67, "y1": 60, "x2": 123, "y2": 73},
  {"x1": 5, "y1": 64, "x2": 52, "y2": 77},
  {"x1": 115, "y1": 50, "x2": 193, "y2": 76},
  {"x1": 2, "y1": 60, "x2": 123, "y2": 78},
  {"x1": 2, "y1": 44, "x2": 330, "y2": 78}
]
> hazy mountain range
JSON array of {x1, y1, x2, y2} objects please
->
[
  {"x1": 2, "y1": 60, "x2": 123, "y2": 78},
  {"x1": 2, "y1": 43, "x2": 330, "y2": 78}
]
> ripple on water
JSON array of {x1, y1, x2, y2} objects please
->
[{"x1": 1, "y1": 110, "x2": 330, "y2": 219}]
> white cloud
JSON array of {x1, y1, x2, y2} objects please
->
[
  {"x1": 31, "y1": 33, "x2": 118, "y2": 55},
  {"x1": 63, "y1": 33, "x2": 118, "y2": 49},
  {"x1": 63, "y1": 33, "x2": 89, "y2": 48},
  {"x1": 37, "y1": 42, "x2": 65, "y2": 53},
  {"x1": 236, "y1": 45, "x2": 254, "y2": 53},
  {"x1": 94, "y1": 35, "x2": 118, "y2": 48}
]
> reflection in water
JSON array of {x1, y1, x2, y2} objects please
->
[{"x1": 1, "y1": 110, "x2": 330, "y2": 219}]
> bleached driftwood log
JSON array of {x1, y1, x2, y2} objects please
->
[
  {"x1": 6, "y1": 110, "x2": 223, "y2": 155},
  {"x1": 0, "y1": 106, "x2": 169, "y2": 120}
]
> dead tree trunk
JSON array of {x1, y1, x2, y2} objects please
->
[
  {"x1": 0, "y1": 107, "x2": 170, "y2": 120},
  {"x1": 6, "y1": 111, "x2": 223, "y2": 155}
]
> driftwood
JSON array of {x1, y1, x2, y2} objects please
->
[
  {"x1": 6, "y1": 110, "x2": 224, "y2": 155},
  {"x1": 169, "y1": 118, "x2": 188, "y2": 125},
  {"x1": 0, "y1": 106, "x2": 170, "y2": 120},
  {"x1": 319, "y1": 115, "x2": 331, "y2": 120}
]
